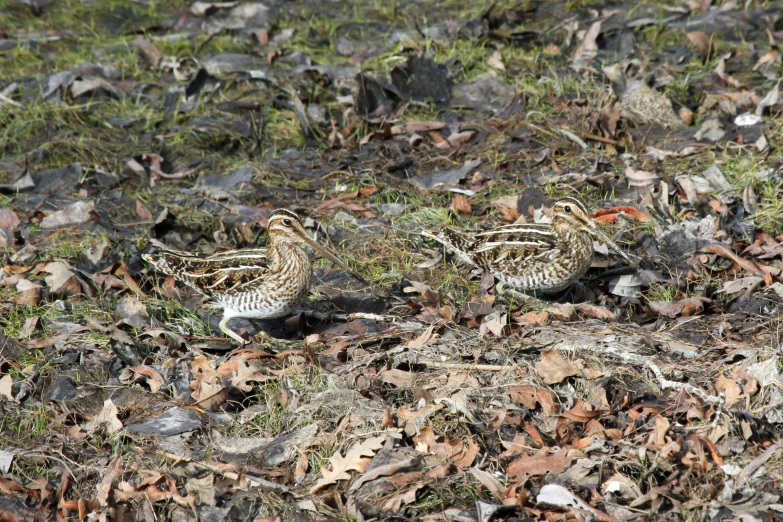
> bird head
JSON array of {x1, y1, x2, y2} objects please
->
[
  {"x1": 267, "y1": 209, "x2": 367, "y2": 284},
  {"x1": 552, "y1": 197, "x2": 637, "y2": 267}
]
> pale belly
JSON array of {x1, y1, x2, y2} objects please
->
[{"x1": 217, "y1": 273, "x2": 311, "y2": 320}]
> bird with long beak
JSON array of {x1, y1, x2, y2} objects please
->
[
  {"x1": 422, "y1": 196, "x2": 636, "y2": 298},
  {"x1": 143, "y1": 209, "x2": 366, "y2": 345}
]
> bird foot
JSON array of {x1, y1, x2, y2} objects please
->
[
  {"x1": 495, "y1": 282, "x2": 535, "y2": 304},
  {"x1": 251, "y1": 334, "x2": 303, "y2": 350}
]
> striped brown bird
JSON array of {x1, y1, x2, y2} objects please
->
[
  {"x1": 422, "y1": 196, "x2": 636, "y2": 298},
  {"x1": 143, "y1": 209, "x2": 365, "y2": 345}
]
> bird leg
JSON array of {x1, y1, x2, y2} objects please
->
[
  {"x1": 219, "y1": 317, "x2": 249, "y2": 345},
  {"x1": 219, "y1": 318, "x2": 306, "y2": 349},
  {"x1": 495, "y1": 282, "x2": 535, "y2": 304},
  {"x1": 248, "y1": 320, "x2": 304, "y2": 349}
]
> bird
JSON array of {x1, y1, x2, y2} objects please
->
[
  {"x1": 421, "y1": 196, "x2": 636, "y2": 299},
  {"x1": 142, "y1": 209, "x2": 366, "y2": 345}
]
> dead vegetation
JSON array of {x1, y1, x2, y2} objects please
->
[{"x1": 1, "y1": 0, "x2": 783, "y2": 521}]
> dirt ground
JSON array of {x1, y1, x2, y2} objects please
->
[{"x1": 1, "y1": 0, "x2": 783, "y2": 521}]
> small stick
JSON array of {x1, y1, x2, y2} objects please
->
[{"x1": 416, "y1": 359, "x2": 516, "y2": 372}]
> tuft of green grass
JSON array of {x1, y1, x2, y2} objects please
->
[{"x1": 646, "y1": 282, "x2": 677, "y2": 302}]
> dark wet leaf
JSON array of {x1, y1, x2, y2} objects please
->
[{"x1": 390, "y1": 55, "x2": 451, "y2": 103}]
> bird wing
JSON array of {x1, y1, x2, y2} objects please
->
[
  {"x1": 470, "y1": 224, "x2": 561, "y2": 267},
  {"x1": 144, "y1": 242, "x2": 272, "y2": 297}
]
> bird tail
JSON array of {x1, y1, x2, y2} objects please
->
[
  {"x1": 142, "y1": 240, "x2": 190, "y2": 278},
  {"x1": 420, "y1": 228, "x2": 477, "y2": 266}
]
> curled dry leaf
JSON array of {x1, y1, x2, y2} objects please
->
[
  {"x1": 451, "y1": 193, "x2": 472, "y2": 215},
  {"x1": 0, "y1": 209, "x2": 20, "y2": 248},
  {"x1": 575, "y1": 303, "x2": 616, "y2": 321},
  {"x1": 686, "y1": 31, "x2": 712, "y2": 59},
  {"x1": 648, "y1": 297, "x2": 704, "y2": 318},
  {"x1": 470, "y1": 468, "x2": 504, "y2": 501},
  {"x1": 44, "y1": 261, "x2": 83, "y2": 297},
  {"x1": 14, "y1": 279, "x2": 42, "y2": 306},
  {"x1": 97, "y1": 455, "x2": 123, "y2": 507},
  {"x1": 715, "y1": 52, "x2": 745, "y2": 89},
  {"x1": 591, "y1": 206, "x2": 653, "y2": 223},
  {"x1": 571, "y1": 20, "x2": 601, "y2": 70},
  {"x1": 413, "y1": 426, "x2": 479, "y2": 468},
  {"x1": 714, "y1": 374, "x2": 742, "y2": 407},
  {"x1": 625, "y1": 167, "x2": 660, "y2": 188}
]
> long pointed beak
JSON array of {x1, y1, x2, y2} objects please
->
[
  {"x1": 304, "y1": 236, "x2": 369, "y2": 285},
  {"x1": 587, "y1": 221, "x2": 638, "y2": 268}
]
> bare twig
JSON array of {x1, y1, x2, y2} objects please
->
[
  {"x1": 304, "y1": 311, "x2": 399, "y2": 323},
  {"x1": 416, "y1": 359, "x2": 516, "y2": 372},
  {"x1": 735, "y1": 443, "x2": 783, "y2": 488}
]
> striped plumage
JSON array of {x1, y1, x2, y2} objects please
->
[
  {"x1": 423, "y1": 197, "x2": 635, "y2": 295},
  {"x1": 143, "y1": 209, "x2": 363, "y2": 344}
]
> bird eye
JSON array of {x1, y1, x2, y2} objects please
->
[
  {"x1": 283, "y1": 218, "x2": 293, "y2": 226},
  {"x1": 564, "y1": 205, "x2": 572, "y2": 214}
]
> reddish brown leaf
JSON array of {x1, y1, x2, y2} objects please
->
[
  {"x1": 136, "y1": 200, "x2": 153, "y2": 222},
  {"x1": 591, "y1": 206, "x2": 652, "y2": 223},
  {"x1": 686, "y1": 31, "x2": 712, "y2": 59},
  {"x1": 575, "y1": 303, "x2": 617, "y2": 321},
  {"x1": 133, "y1": 35, "x2": 162, "y2": 66},
  {"x1": 506, "y1": 448, "x2": 576, "y2": 479},
  {"x1": 701, "y1": 243, "x2": 763, "y2": 276}
]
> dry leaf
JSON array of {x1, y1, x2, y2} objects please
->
[
  {"x1": 451, "y1": 194, "x2": 472, "y2": 215},
  {"x1": 715, "y1": 374, "x2": 742, "y2": 407},
  {"x1": 507, "y1": 448, "x2": 576, "y2": 479},
  {"x1": 508, "y1": 386, "x2": 557, "y2": 415},
  {"x1": 85, "y1": 399, "x2": 123, "y2": 436},
  {"x1": 136, "y1": 200, "x2": 154, "y2": 222},
  {"x1": 572, "y1": 20, "x2": 601, "y2": 70},
  {"x1": 536, "y1": 350, "x2": 580, "y2": 384},
  {"x1": 44, "y1": 261, "x2": 83, "y2": 297},
  {"x1": 14, "y1": 279, "x2": 42, "y2": 306},
  {"x1": 40, "y1": 200, "x2": 95, "y2": 229},
  {"x1": 310, "y1": 436, "x2": 385, "y2": 493},
  {"x1": 715, "y1": 52, "x2": 745, "y2": 89},
  {"x1": 591, "y1": 206, "x2": 653, "y2": 223},
  {"x1": 97, "y1": 455, "x2": 123, "y2": 507},
  {"x1": 294, "y1": 453, "x2": 309, "y2": 483},
  {"x1": 0, "y1": 375, "x2": 14, "y2": 401},
  {"x1": 487, "y1": 50, "x2": 505, "y2": 71},
  {"x1": 575, "y1": 303, "x2": 617, "y2": 321},
  {"x1": 413, "y1": 427, "x2": 478, "y2": 468},
  {"x1": 648, "y1": 298, "x2": 704, "y2": 318},
  {"x1": 492, "y1": 195, "x2": 522, "y2": 221},
  {"x1": 380, "y1": 369, "x2": 415, "y2": 389},
  {"x1": 686, "y1": 31, "x2": 712, "y2": 59},
  {"x1": 625, "y1": 167, "x2": 660, "y2": 188},
  {"x1": 470, "y1": 468, "x2": 504, "y2": 500},
  {"x1": 0, "y1": 209, "x2": 20, "y2": 248},
  {"x1": 407, "y1": 324, "x2": 437, "y2": 349}
]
